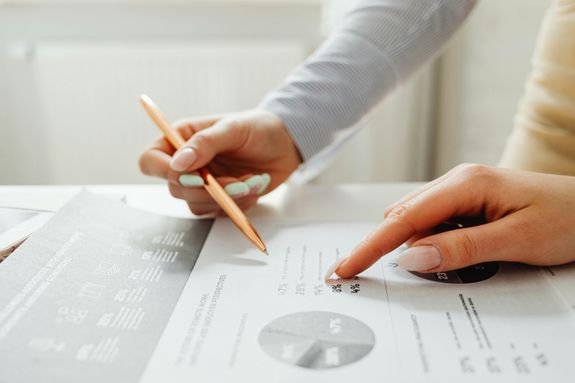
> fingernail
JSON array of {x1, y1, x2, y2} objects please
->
[
  {"x1": 170, "y1": 147, "x2": 197, "y2": 172},
  {"x1": 324, "y1": 257, "x2": 348, "y2": 281},
  {"x1": 224, "y1": 182, "x2": 250, "y2": 197},
  {"x1": 179, "y1": 174, "x2": 204, "y2": 187},
  {"x1": 398, "y1": 246, "x2": 441, "y2": 272},
  {"x1": 258, "y1": 173, "x2": 271, "y2": 194},
  {"x1": 244, "y1": 175, "x2": 263, "y2": 190}
]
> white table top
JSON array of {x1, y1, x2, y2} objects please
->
[{"x1": 0, "y1": 183, "x2": 420, "y2": 221}]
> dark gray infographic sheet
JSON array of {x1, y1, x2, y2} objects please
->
[{"x1": 0, "y1": 192, "x2": 212, "y2": 383}]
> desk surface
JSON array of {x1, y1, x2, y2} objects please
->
[
  {"x1": 0, "y1": 183, "x2": 420, "y2": 221},
  {"x1": 3, "y1": 183, "x2": 575, "y2": 382}
]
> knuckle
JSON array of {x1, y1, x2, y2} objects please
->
[
  {"x1": 458, "y1": 163, "x2": 494, "y2": 183},
  {"x1": 386, "y1": 204, "x2": 415, "y2": 231},
  {"x1": 189, "y1": 206, "x2": 205, "y2": 215},
  {"x1": 166, "y1": 170, "x2": 181, "y2": 185},
  {"x1": 236, "y1": 200, "x2": 256, "y2": 211},
  {"x1": 192, "y1": 133, "x2": 212, "y2": 149},
  {"x1": 168, "y1": 184, "x2": 183, "y2": 199},
  {"x1": 383, "y1": 204, "x2": 396, "y2": 217},
  {"x1": 187, "y1": 202, "x2": 215, "y2": 216},
  {"x1": 453, "y1": 231, "x2": 478, "y2": 266},
  {"x1": 224, "y1": 118, "x2": 241, "y2": 132},
  {"x1": 387, "y1": 204, "x2": 409, "y2": 220}
]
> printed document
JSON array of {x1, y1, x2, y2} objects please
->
[{"x1": 0, "y1": 193, "x2": 574, "y2": 382}]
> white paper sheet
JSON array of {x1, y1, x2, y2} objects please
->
[{"x1": 141, "y1": 219, "x2": 575, "y2": 383}]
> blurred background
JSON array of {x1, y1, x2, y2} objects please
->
[{"x1": 0, "y1": 0, "x2": 550, "y2": 185}]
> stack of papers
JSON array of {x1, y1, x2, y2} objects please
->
[{"x1": 0, "y1": 192, "x2": 574, "y2": 382}]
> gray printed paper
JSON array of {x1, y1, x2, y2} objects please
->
[{"x1": 0, "y1": 192, "x2": 212, "y2": 383}]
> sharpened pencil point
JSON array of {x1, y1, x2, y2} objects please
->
[{"x1": 264, "y1": 250, "x2": 269, "y2": 256}]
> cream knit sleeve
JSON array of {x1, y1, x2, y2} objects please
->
[{"x1": 500, "y1": 0, "x2": 575, "y2": 175}]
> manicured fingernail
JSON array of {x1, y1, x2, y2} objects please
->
[
  {"x1": 324, "y1": 257, "x2": 348, "y2": 281},
  {"x1": 170, "y1": 147, "x2": 196, "y2": 172},
  {"x1": 258, "y1": 173, "x2": 271, "y2": 194},
  {"x1": 224, "y1": 182, "x2": 250, "y2": 197},
  {"x1": 244, "y1": 175, "x2": 263, "y2": 190},
  {"x1": 179, "y1": 174, "x2": 204, "y2": 187},
  {"x1": 398, "y1": 246, "x2": 441, "y2": 272}
]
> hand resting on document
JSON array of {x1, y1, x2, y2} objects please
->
[{"x1": 331, "y1": 164, "x2": 575, "y2": 278}]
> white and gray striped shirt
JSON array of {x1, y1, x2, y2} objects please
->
[{"x1": 259, "y1": 0, "x2": 477, "y2": 163}]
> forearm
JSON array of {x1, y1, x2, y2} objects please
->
[{"x1": 259, "y1": 0, "x2": 477, "y2": 161}]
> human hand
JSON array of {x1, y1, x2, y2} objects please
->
[
  {"x1": 330, "y1": 164, "x2": 575, "y2": 279},
  {"x1": 139, "y1": 109, "x2": 302, "y2": 215}
]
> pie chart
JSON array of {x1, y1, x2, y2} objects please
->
[{"x1": 258, "y1": 311, "x2": 375, "y2": 369}]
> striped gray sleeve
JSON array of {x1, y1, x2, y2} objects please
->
[{"x1": 259, "y1": 0, "x2": 477, "y2": 162}]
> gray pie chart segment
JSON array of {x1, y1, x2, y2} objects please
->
[{"x1": 258, "y1": 311, "x2": 375, "y2": 369}]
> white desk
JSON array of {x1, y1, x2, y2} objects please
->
[
  {"x1": 0, "y1": 183, "x2": 418, "y2": 221},
  {"x1": 3, "y1": 183, "x2": 575, "y2": 382}
]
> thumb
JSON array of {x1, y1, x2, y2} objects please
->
[
  {"x1": 399, "y1": 214, "x2": 525, "y2": 272},
  {"x1": 170, "y1": 120, "x2": 246, "y2": 172}
]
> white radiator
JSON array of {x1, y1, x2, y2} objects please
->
[{"x1": 6, "y1": 41, "x2": 306, "y2": 184}]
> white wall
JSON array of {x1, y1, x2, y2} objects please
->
[
  {"x1": 0, "y1": 0, "x2": 554, "y2": 185},
  {"x1": 0, "y1": 1, "x2": 321, "y2": 184}
]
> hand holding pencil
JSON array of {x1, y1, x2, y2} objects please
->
[{"x1": 138, "y1": 96, "x2": 302, "y2": 251}]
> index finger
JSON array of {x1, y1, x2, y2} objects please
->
[{"x1": 334, "y1": 175, "x2": 485, "y2": 279}]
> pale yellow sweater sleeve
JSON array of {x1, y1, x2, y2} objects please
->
[{"x1": 500, "y1": 0, "x2": 575, "y2": 175}]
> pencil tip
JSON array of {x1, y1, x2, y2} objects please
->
[{"x1": 264, "y1": 250, "x2": 269, "y2": 256}]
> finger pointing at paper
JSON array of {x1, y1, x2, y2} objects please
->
[{"x1": 332, "y1": 164, "x2": 575, "y2": 280}]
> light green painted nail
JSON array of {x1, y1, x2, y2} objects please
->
[
  {"x1": 258, "y1": 173, "x2": 271, "y2": 194},
  {"x1": 224, "y1": 182, "x2": 250, "y2": 197},
  {"x1": 179, "y1": 174, "x2": 204, "y2": 187},
  {"x1": 244, "y1": 175, "x2": 263, "y2": 189}
]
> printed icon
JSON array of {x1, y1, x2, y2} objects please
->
[
  {"x1": 55, "y1": 306, "x2": 88, "y2": 325},
  {"x1": 97, "y1": 312, "x2": 114, "y2": 328},
  {"x1": 95, "y1": 261, "x2": 120, "y2": 276},
  {"x1": 295, "y1": 283, "x2": 305, "y2": 295},
  {"x1": 76, "y1": 344, "x2": 93, "y2": 361},
  {"x1": 113, "y1": 286, "x2": 147, "y2": 303},
  {"x1": 128, "y1": 267, "x2": 163, "y2": 282},
  {"x1": 329, "y1": 318, "x2": 342, "y2": 334},
  {"x1": 325, "y1": 346, "x2": 341, "y2": 366},
  {"x1": 277, "y1": 283, "x2": 288, "y2": 296},
  {"x1": 97, "y1": 307, "x2": 145, "y2": 330},
  {"x1": 77, "y1": 282, "x2": 106, "y2": 302},
  {"x1": 76, "y1": 336, "x2": 120, "y2": 364},
  {"x1": 114, "y1": 289, "x2": 129, "y2": 302},
  {"x1": 141, "y1": 249, "x2": 179, "y2": 263},
  {"x1": 110, "y1": 243, "x2": 133, "y2": 256},
  {"x1": 152, "y1": 231, "x2": 185, "y2": 247}
]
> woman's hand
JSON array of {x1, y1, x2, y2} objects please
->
[
  {"x1": 332, "y1": 164, "x2": 575, "y2": 279},
  {"x1": 139, "y1": 109, "x2": 302, "y2": 215}
]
